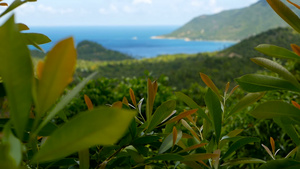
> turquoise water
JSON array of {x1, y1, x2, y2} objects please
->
[{"x1": 29, "y1": 26, "x2": 235, "y2": 58}]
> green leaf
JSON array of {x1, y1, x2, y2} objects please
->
[
  {"x1": 251, "y1": 57, "x2": 300, "y2": 87},
  {"x1": 205, "y1": 88, "x2": 222, "y2": 142},
  {"x1": 0, "y1": 123, "x2": 22, "y2": 168},
  {"x1": 79, "y1": 149, "x2": 89, "y2": 169},
  {"x1": 0, "y1": 0, "x2": 27, "y2": 17},
  {"x1": 32, "y1": 107, "x2": 136, "y2": 163},
  {"x1": 22, "y1": 33, "x2": 51, "y2": 45},
  {"x1": 222, "y1": 137, "x2": 260, "y2": 160},
  {"x1": 250, "y1": 101, "x2": 300, "y2": 119},
  {"x1": 221, "y1": 158, "x2": 266, "y2": 167},
  {"x1": 36, "y1": 37, "x2": 77, "y2": 116},
  {"x1": 258, "y1": 159, "x2": 300, "y2": 169},
  {"x1": 158, "y1": 130, "x2": 182, "y2": 154},
  {"x1": 267, "y1": 0, "x2": 300, "y2": 33},
  {"x1": 147, "y1": 100, "x2": 176, "y2": 132},
  {"x1": 182, "y1": 153, "x2": 218, "y2": 161},
  {"x1": 227, "y1": 92, "x2": 264, "y2": 117},
  {"x1": 17, "y1": 23, "x2": 29, "y2": 31},
  {"x1": 36, "y1": 71, "x2": 98, "y2": 134},
  {"x1": 21, "y1": 33, "x2": 51, "y2": 51},
  {"x1": 236, "y1": 74, "x2": 300, "y2": 92},
  {"x1": 255, "y1": 44, "x2": 300, "y2": 61},
  {"x1": 0, "y1": 15, "x2": 33, "y2": 139},
  {"x1": 146, "y1": 154, "x2": 184, "y2": 162},
  {"x1": 175, "y1": 92, "x2": 210, "y2": 123},
  {"x1": 274, "y1": 117, "x2": 300, "y2": 146}
]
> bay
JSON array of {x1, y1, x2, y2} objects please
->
[{"x1": 29, "y1": 26, "x2": 235, "y2": 59}]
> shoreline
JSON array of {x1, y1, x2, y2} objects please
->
[{"x1": 150, "y1": 36, "x2": 239, "y2": 43}]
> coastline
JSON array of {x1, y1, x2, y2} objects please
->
[{"x1": 150, "y1": 36, "x2": 239, "y2": 43}]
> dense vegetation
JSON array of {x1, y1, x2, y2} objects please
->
[{"x1": 161, "y1": 0, "x2": 294, "y2": 41}]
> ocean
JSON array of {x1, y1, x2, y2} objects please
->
[{"x1": 29, "y1": 26, "x2": 235, "y2": 59}]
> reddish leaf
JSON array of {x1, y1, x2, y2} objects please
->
[
  {"x1": 129, "y1": 88, "x2": 136, "y2": 106},
  {"x1": 84, "y1": 95, "x2": 93, "y2": 110},
  {"x1": 167, "y1": 109, "x2": 198, "y2": 124}
]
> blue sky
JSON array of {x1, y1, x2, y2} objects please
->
[{"x1": 1, "y1": 0, "x2": 259, "y2": 26}]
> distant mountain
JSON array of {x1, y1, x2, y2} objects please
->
[
  {"x1": 30, "y1": 40, "x2": 133, "y2": 61},
  {"x1": 219, "y1": 27, "x2": 300, "y2": 57},
  {"x1": 161, "y1": 0, "x2": 294, "y2": 41}
]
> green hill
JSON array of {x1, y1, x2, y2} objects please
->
[
  {"x1": 30, "y1": 40, "x2": 133, "y2": 61},
  {"x1": 161, "y1": 0, "x2": 294, "y2": 41},
  {"x1": 77, "y1": 41, "x2": 133, "y2": 61},
  {"x1": 219, "y1": 27, "x2": 300, "y2": 57}
]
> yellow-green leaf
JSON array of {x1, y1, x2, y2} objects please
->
[
  {"x1": 0, "y1": 15, "x2": 33, "y2": 138},
  {"x1": 36, "y1": 37, "x2": 76, "y2": 116},
  {"x1": 17, "y1": 23, "x2": 29, "y2": 31},
  {"x1": 32, "y1": 107, "x2": 136, "y2": 163}
]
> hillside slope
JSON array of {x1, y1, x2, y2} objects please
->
[
  {"x1": 162, "y1": 0, "x2": 294, "y2": 41},
  {"x1": 219, "y1": 27, "x2": 300, "y2": 57}
]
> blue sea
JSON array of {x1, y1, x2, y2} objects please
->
[{"x1": 29, "y1": 26, "x2": 235, "y2": 59}]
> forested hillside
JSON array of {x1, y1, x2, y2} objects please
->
[{"x1": 161, "y1": 0, "x2": 294, "y2": 40}]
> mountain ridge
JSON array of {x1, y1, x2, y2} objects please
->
[{"x1": 160, "y1": 0, "x2": 294, "y2": 41}]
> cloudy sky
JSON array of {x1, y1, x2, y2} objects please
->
[{"x1": 0, "y1": 0, "x2": 259, "y2": 26}]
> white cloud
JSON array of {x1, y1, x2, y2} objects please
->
[{"x1": 133, "y1": 0, "x2": 152, "y2": 5}]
